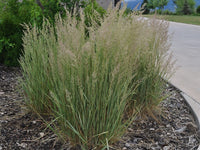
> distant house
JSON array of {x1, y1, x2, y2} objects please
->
[{"x1": 96, "y1": 0, "x2": 121, "y2": 10}]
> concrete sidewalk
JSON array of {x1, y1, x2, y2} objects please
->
[{"x1": 168, "y1": 21, "x2": 200, "y2": 128}]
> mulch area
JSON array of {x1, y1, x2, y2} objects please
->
[{"x1": 0, "y1": 65, "x2": 199, "y2": 150}]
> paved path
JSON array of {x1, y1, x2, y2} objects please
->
[{"x1": 168, "y1": 21, "x2": 200, "y2": 113}]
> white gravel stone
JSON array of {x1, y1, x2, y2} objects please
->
[
  {"x1": 175, "y1": 126, "x2": 187, "y2": 133},
  {"x1": 0, "y1": 92, "x2": 4, "y2": 95},
  {"x1": 17, "y1": 142, "x2": 27, "y2": 148},
  {"x1": 40, "y1": 132, "x2": 45, "y2": 137},
  {"x1": 163, "y1": 145, "x2": 171, "y2": 150},
  {"x1": 125, "y1": 143, "x2": 131, "y2": 147}
]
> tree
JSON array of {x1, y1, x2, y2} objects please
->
[
  {"x1": 173, "y1": 0, "x2": 195, "y2": 14},
  {"x1": 157, "y1": 0, "x2": 168, "y2": 10},
  {"x1": 36, "y1": 0, "x2": 44, "y2": 11},
  {"x1": 147, "y1": 0, "x2": 168, "y2": 11},
  {"x1": 141, "y1": 0, "x2": 150, "y2": 14},
  {"x1": 147, "y1": 0, "x2": 158, "y2": 10},
  {"x1": 33, "y1": 0, "x2": 86, "y2": 23},
  {"x1": 197, "y1": 5, "x2": 200, "y2": 14},
  {"x1": 183, "y1": 0, "x2": 191, "y2": 14},
  {"x1": 114, "y1": 0, "x2": 121, "y2": 6}
]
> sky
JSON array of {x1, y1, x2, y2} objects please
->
[{"x1": 122, "y1": 0, "x2": 200, "y2": 11}]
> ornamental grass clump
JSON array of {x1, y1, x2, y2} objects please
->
[
  {"x1": 20, "y1": 21, "x2": 58, "y2": 113},
  {"x1": 20, "y1": 5, "x2": 173, "y2": 149},
  {"x1": 129, "y1": 19, "x2": 174, "y2": 117}
]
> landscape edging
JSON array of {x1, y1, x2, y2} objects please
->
[
  {"x1": 169, "y1": 82, "x2": 200, "y2": 149},
  {"x1": 180, "y1": 92, "x2": 200, "y2": 150}
]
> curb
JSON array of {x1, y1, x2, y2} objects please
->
[
  {"x1": 180, "y1": 92, "x2": 200, "y2": 131},
  {"x1": 180, "y1": 92, "x2": 200, "y2": 150},
  {"x1": 168, "y1": 82, "x2": 200, "y2": 149}
]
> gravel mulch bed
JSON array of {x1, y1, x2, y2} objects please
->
[{"x1": 0, "y1": 65, "x2": 199, "y2": 150}]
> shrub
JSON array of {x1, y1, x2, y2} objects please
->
[
  {"x1": 163, "y1": 9, "x2": 174, "y2": 15},
  {"x1": 20, "y1": 5, "x2": 173, "y2": 149},
  {"x1": 84, "y1": 0, "x2": 106, "y2": 28},
  {"x1": 0, "y1": 0, "x2": 86, "y2": 66},
  {"x1": 154, "y1": 9, "x2": 174, "y2": 15},
  {"x1": 197, "y1": 5, "x2": 200, "y2": 14},
  {"x1": 0, "y1": 0, "x2": 33, "y2": 66}
]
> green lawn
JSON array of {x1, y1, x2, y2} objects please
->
[{"x1": 144, "y1": 15, "x2": 200, "y2": 26}]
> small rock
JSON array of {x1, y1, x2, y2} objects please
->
[
  {"x1": 166, "y1": 124, "x2": 171, "y2": 128},
  {"x1": 133, "y1": 138, "x2": 141, "y2": 143},
  {"x1": 163, "y1": 145, "x2": 171, "y2": 150},
  {"x1": 40, "y1": 132, "x2": 45, "y2": 137},
  {"x1": 17, "y1": 142, "x2": 27, "y2": 148},
  {"x1": 176, "y1": 103, "x2": 182, "y2": 108},
  {"x1": 189, "y1": 135, "x2": 196, "y2": 145},
  {"x1": 0, "y1": 146, "x2": 2, "y2": 150},
  {"x1": 125, "y1": 143, "x2": 131, "y2": 147},
  {"x1": 142, "y1": 143, "x2": 150, "y2": 149},
  {"x1": 8, "y1": 112, "x2": 15, "y2": 116},
  {"x1": 151, "y1": 145, "x2": 161, "y2": 150},
  {"x1": 150, "y1": 128, "x2": 155, "y2": 131},
  {"x1": 186, "y1": 122, "x2": 197, "y2": 133},
  {"x1": 32, "y1": 121, "x2": 36, "y2": 124},
  {"x1": 0, "y1": 120, "x2": 8, "y2": 123},
  {"x1": 20, "y1": 122, "x2": 26, "y2": 128},
  {"x1": 159, "y1": 138, "x2": 169, "y2": 146},
  {"x1": 140, "y1": 120, "x2": 145, "y2": 124},
  {"x1": 174, "y1": 126, "x2": 186, "y2": 133},
  {"x1": 128, "y1": 128, "x2": 133, "y2": 132},
  {"x1": 197, "y1": 130, "x2": 200, "y2": 138},
  {"x1": 132, "y1": 122, "x2": 136, "y2": 125},
  {"x1": 122, "y1": 147, "x2": 127, "y2": 150},
  {"x1": 0, "y1": 92, "x2": 4, "y2": 95},
  {"x1": 167, "y1": 132, "x2": 171, "y2": 135}
]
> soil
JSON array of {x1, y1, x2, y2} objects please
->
[{"x1": 0, "y1": 65, "x2": 199, "y2": 150}]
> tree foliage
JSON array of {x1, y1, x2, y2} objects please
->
[
  {"x1": 141, "y1": 0, "x2": 150, "y2": 14},
  {"x1": 197, "y1": 5, "x2": 200, "y2": 14},
  {"x1": 157, "y1": 0, "x2": 169, "y2": 10},
  {"x1": 0, "y1": 0, "x2": 88, "y2": 66},
  {"x1": 173, "y1": 0, "x2": 195, "y2": 15},
  {"x1": 147, "y1": 0, "x2": 157, "y2": 10},
  {"x1": 147, "y1": 0, "x2": 168, "y2": 11},
  {"x1": 0, "y1": 0, "x2": 36, "y2": 65}
]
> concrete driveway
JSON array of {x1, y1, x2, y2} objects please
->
[{"x1": 169, "y1": 21, "x2": 200, "y2": 106}]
